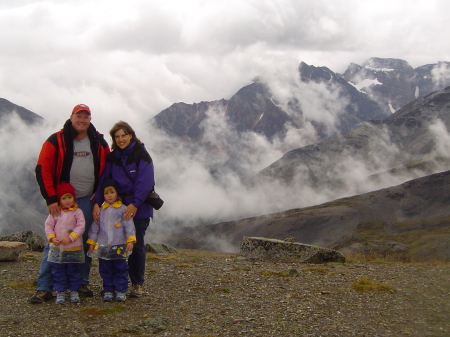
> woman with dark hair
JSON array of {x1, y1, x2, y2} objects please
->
[{"x1": 93, "y1": 121, "x2": 154, "y2": 298}]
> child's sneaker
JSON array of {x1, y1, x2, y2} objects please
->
[
  {"x1": 70, "y1": 291, "x2": 80, "y2": 303},
  {"x1": 56, "y1": 292, "x2": 65, "y2": 305},
  {"x1": 103, "y1": 292, "x2": 113, "y2": 302},
  {"x1": 116, "y1": 292, "x2": 126, "y2": 302}
]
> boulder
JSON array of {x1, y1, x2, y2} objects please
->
[
  {"x1": 0, "y1": 230, "x2": 45, "y2": 252},
  {"x1": 237, "y1": 236, "x2": 345, "y2": 263},
  {"x1": 0, "y1": 241, "x2": 28, "y2": 261}
]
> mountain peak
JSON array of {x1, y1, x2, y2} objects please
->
[
  {"x1": 343, "y1": 58, "x2": 450, "y2": 112},
  {"x1": 362, "y1": 57, "x2": 413, "y2": 72},
  {"x1": 0, "y1": 98, "x2": 43, "y2": 124}
]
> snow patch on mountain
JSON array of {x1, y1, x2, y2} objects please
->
[
  {"x1": 349, "y1": 78, "x2": 382, "y2": 91},
  {"x1": 364, "y1": 66, "x2": 395, "y2": 72}
]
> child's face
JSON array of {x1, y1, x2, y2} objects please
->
[
  {"x1": 60, "y1": 193, "x2": 75, "y2": 208},
  {"x1": 104, "y1": 187, "x2": 118, "y2": 204}
]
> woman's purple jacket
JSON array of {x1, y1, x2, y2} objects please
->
[{"x1": 94, "y1": 141, "x2": 155, "y2": 220}]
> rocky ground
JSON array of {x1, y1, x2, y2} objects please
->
[{"x1": 1, "y1": 249, "x2": 449, "y2": 337}]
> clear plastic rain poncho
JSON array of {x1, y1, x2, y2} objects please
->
[
  {"x1": 46, "y1": 210, "x2": 85, "y2": 264},
  {"x1": 48, "y1": 244, "x2": 85, "y2": 263},
  {"x1": 87, "y1": 201, "x2": 135, "y2": 260},
  {"x1": 87, "y1": 243, "x2": 131, "y2": 260}
]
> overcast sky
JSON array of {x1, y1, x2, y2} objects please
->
[{"x1": 0, "y1": 0, "x2": 449, "y2": 130}]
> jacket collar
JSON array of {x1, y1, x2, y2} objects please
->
[
  {"x1": 60, "y1": 203, "x2": 78, "y2": 211},
  {"x1": 63, "y1": 119, "x2": 98, "y2": 142},
  {"x1": 114, "y1": 140, "x2": 137, "y2": 157},
  {"x1": 102, "y1": 200, "x2": 123, "y2": 209}
]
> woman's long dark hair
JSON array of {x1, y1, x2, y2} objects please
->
[{"x1": 109, "y1": 121, "x2": 143, "y2": 151}]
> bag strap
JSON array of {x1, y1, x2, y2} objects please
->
[
  {"x1": 119, "y1": 161, "x2": 135, "y2": 184},
  {"x1": 119, "y1": 159, "x2": 156, "y2": 192}
]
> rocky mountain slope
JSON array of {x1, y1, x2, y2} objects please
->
[
  {"x1": 250, "y1": 86, "x2": 450, "y2": 193},
  {"x1": 154, "y1": 81, "x2": 301, "y2": 142},
  {"x1": 166, "y1": 169, "x2": 450, "y2": 262},
  {"x1": 0, "y1": 98, "x2": 43, "y2": 124}
]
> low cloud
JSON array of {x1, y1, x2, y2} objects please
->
[
  {"x1": 263, "y1": 66, "x2": 355, "y2": 139},
  {"x1": 431, "y1": 63, "x2": 450, "y2": 91},
  {"x1": 429, "y1": 119, "x2": 450, "y2": 158},
  {"x1": 0, "y1": 113, "x2": 57, "y2": 235}
]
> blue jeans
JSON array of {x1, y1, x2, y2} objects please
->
[
  {"x1": 78, "y1": 195, "x2": 94, "y2": 286},
  {"x1": 128, "y1": 217, "x2": 150, "y2": 286},
  {"x1": 36, "y1": 195, "x2": 93, "y2": 292}
]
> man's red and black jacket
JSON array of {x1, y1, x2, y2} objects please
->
[{"x1": 35, "y1": 119, "x2": 110, "y2": 205}]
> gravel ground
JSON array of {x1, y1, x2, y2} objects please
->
[{"x1": 1, "y1": 249, "x2": 449, "y2": 337}]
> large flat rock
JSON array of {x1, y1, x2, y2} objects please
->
[
  {"x1": 237, "y1": 236, "x2": 345, "y2": 263},
  {"x1": 0, "y1": 241, "x2": 28, "y2": 261}
]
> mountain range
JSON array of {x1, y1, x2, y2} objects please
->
[
  {"x1": 153, "y1": 58, "x2": 450, "y2": 143},
  {"x1": 1, "y1": 57, "x2": 449, "y2": 261}
]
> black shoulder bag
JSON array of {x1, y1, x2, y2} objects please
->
[{"x1": 118, "y1": 162, "x2": 164, "y2": 210}]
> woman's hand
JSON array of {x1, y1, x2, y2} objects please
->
[
  {"x1": 124, "y1": 204, "x2": 137, "y2": 220},
  {"x1": 92, "y1": 203, "x2": 100, "y2": 223},
  {"x1": 126, "y1": 242, "x2": 134, "y2": 251}
]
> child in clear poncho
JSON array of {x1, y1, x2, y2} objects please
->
[
  {"x1": 45, "y1": 182, "x2": 85, "y2": 304},
  {"x1": 87, "y1": 178, "x2": 136, "y2": 302}
]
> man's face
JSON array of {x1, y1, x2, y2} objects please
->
[{"x1": 70, "y1": 111, "x2": 91, "y2": 134}]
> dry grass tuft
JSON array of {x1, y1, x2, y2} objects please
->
[
  {"x1": 304, "y1": 267, "x2": 332, "y2": 274},
  {"x1": 79, "y1": 305, "x2": 125, "y2": 319},
  {"x1": 351, "y1": 277, "x2": 395, "y2": 292},
  {"x1": 261, "y1": 270, "x2": 292, "y2": 277},
  {"x1": 146, "y1": 253, "x2": 179, "y2": 261},
  {"x1": 5, "y1": 278, "x2": 35, "y2": 289},
  {"x1": 344, "y1": 251, "x2": 405, "y2": 263}
]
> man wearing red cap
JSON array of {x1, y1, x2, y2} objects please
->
[{"x1": 31, "y1": 104, "x2": 110, "y2": 304}]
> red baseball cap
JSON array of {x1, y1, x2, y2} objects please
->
[{"x1": 72, "y1": 104, "x2": 91, "y2": 115}]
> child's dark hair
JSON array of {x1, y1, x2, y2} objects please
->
[{"x1": 103, "y1": 185, "x2": 121, "y2": 202}]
